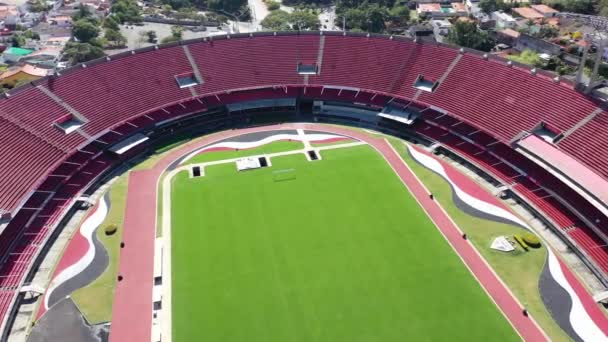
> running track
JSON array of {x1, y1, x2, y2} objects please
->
[{"x1": 110, "y1": 124, "x2": 551, "y2": 341}]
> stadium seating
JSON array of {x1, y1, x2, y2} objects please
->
[
  {"x1": 559, "y1": 111, "x2": 608, "y2": 179},
  {"x1": 418, "y1": 54, "x2": 600, "y2": 141},
  {"x1": 1, "y1": 33, "x2": 608, "y2": 334}
]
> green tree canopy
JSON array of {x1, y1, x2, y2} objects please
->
[
  {"x1": 73, "y1": 19, "x2": 101, "y2": 43},
  {"x1": 290, "y1": 10, "x2": 321, "y2": 30},
  {"x1": 447, "y1": 21, "x2": 495, "y2": 52},
  {"x1": 63, "y1": 42, "x2": 105, "y2": 64},
  {"x1": 508, "y1": 49, "x2": 544, "y2": 67},
  {"x1": 478, "y1": 0, "x2": 508, "y2": 14},
  {"x1": 103, "y1": 16, "x2": 120, "y2": 30},
  {"x1": 104, "y1": 28, "x2": 127, "y2": 47},
  {"x1": 161, "y1": 25, "x2": 184, "y2": 43},
  {"x1": 72, "y1": 4, "x2": 95, "y2": 22},
  {"x1": 261, "y1": 10, "x2": 291, "y2": 30},
  {"x1": 388, "y1": 5, "x2": 409, "y2": 27},
  {"x1": 28, "y1": 0, "x2": 51, "y2": 12},
  {"x1": 111, "y1": 0, "x2": 143, "y2": 23},
  {"x1": 338, "y1": 2, "x2": 390, "y2": 33},
  {"x1": 261, "y1": 9, "x2": 320, "y2": 30}
]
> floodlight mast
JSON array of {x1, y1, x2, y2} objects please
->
[{"x1": 559, "y1": 12, "x2": 608, "y2": 93}]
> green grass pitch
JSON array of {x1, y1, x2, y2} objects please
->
[{"x1": 170, "y1": 145, "x2": 520, "y2": 342}]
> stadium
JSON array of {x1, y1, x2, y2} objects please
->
[{"x1": 0, "y1": 31, "x2": 607, "y2": 341}]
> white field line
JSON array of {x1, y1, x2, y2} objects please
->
[
  {"x1": 297, "y1": 129, "x2": 312, "y2": 150},
  {"x1": 388, "y1": 140, "x2": 550, "y2": 341},
  {"x1": 179, "y1": 133, "x2": 342, "y2": 165},
  {"x1": 158, "y1": 139, "x2": 366, "y2": 342},
  {"x1": 174, "y1": 141, "x2": 366, "y2": 175}
]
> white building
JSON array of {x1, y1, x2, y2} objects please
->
[
  {"x1": 491, "y1": 11, "x2": 517, "y2": 28},
  {"x1": 431, "y1": 19, "x2": 452, "y2": 43}
]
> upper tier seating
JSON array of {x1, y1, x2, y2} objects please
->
[
  {"x1": 190, "y1": 35, "x2": 320, "y2": 93},
  {"x1": 0, "y1": 87, "x2": 85, "y2": 151},
  {"x1": 0, "y1": 34, "x2": 604, "y2": 215},
  {"x1": 43, "y1": 46, "x2": 196, "y2": 137},
  {"x1": 309, "y1": 36, "x2": 457, "y2": 98},
  {"x1": 418, "y1": 54, "x2": 599, "y2": 141},
  {"x1": 0, "y1": 118, "x2": 65, "y2": 213},
  {"x1": 559, "y1": 111, "x2": 608, "y2": 179}
]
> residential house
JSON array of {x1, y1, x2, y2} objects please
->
[
  {"x1": 512, "y1": 7, "x2": 544, "y2": 20},
  {"x1": 491, "y1": 11, "x2": 517, "y2": 28},
  {"x1": 3, "y1": 47, "x2": 34, "y2": 63},
  {"x1": 496, "y1": 28, "x2": 520, "y2": 45},
  {"x1": 417, "y1": 2, "x2": 468, "y2": 18},
  {"x1": 530, "y1": 4, "x2": 559, "y2": 18},
  {"x1": 431, "y1": 19, "x2": 452, "y2": 43},
  {"x1": 0, "y1": 64, "x2": 49, "y2": 87}
]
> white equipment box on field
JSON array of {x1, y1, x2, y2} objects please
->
[
  {"x1": 236, "y1": 157, "x2": 262, "y2": 171},
  {"x1": 490, "y1": 236, "x2": 515, "y2": 252}
]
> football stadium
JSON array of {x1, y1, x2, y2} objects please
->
[{"x1": 0, "y1": 32, "x2": 607, "y2": 342}]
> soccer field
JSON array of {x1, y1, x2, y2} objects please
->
[{"x1": 170, "y1": 144, "x2": 520, "y2": 342}]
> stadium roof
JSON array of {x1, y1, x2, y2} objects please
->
[{"x1": 518, "y1": 135, "x2": 608, "y2": 209}]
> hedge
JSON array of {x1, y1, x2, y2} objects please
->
[
  {"x1": 514, "y1": 234, "x2": 528, "y2": 251},
  {"x1": 522, "y1": 232, "x2": 541, "y2": 248}
]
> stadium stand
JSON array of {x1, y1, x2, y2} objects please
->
[{"x1": 1, "y1": 32, "x2": 608, "y2": 337}]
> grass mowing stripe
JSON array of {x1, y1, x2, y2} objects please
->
[{"x1": 171, "y1": 144, "x2": 519, "y2": 342}]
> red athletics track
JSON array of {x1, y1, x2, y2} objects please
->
[{"x1": 111, "y1": 123, "x2": 551, "y2": 341}]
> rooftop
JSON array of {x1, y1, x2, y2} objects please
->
[
  {"x1": 0, "y1": 64, "x2": 50, "y2": 79},
  {"x1": 4, "y1": 47, "x2": 34, "y2": 56},
  {"x1": 498, "y1": 28, "x2": 521, "y2": 38},
  {"x1": 512, "y1": 7, "x2": 544, "y2": 19},
  {"x1": 531, "y1": 4, "x2": 558, "y2": 14},
  {"x1": 418, "y1": 3, "x2": 442, "y2": 12}
]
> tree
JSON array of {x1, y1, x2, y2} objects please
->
[
  {"x1": 161, "y1": 25, "x2": 184, "y2": 43},
  {"x1": 72, "y1": 4, "x2": 96, "y2": 23},
  {"x1": 146, "y1": 30, "x2": 157, "y2": 43},
  {"x1": 105, "y1": 28, "x2": 127, "y2": 47},
  {"x1": 290, "y1": 10, "x2": 320, "y2": 30},
  {"x1": 508, "y1": 49, "x2": 543, "y2": 67},
  {"x1": 73, "y1": 19, "x2": 101, "y2": 43},
  {"x1": 339, "y1": 3, "x2": 389, "y2": 33},
  {"x1": 207, "y1": 0, "x2": 248, "y2": 14},
  {"x1": 28, "y1": 0, "x2": 50, "y2": 12},
  {"x1": 24, "y1": 30, "x2": 40, "y2": 40},
  {"x1": 366, "y1": 3, "x2": 389, "y2": 33},
  {"x1": 261, "y1": 10, "x2": 291, "y2": 30},
  {"x1": 388, "y1": 5, "x2": 409, "y2": 28},
  {"x1": 161, "y1": 4, "x2": 173, "y2": 15},
  {"x1": 11, "y1": 33, "x2": 26, "y2": 48},
  {"x1": 266, "y1": 0, "x2": 280, "y2": 10},
  {"x1": 479, "y1": 0, "x2": 506, "y2": 14},
  {"x1": 103, "y1": 16, "x2": 120, "y2": 31},
  {"x1": 447, "y1": 21, "x2": 495, "y2": 51},
  {"x1": 537, "y1": 25, "x2": 559, "y2": 38},
  {"x1": 111, "y1": 0, "x2": 143, "y2": 24},
  {"x1": 165, "y1": 0, "x2": 192, "y2": 10},
  {"x1": 63, "y1": 42, "x2": 105, "y2": 64},
  {"x1": 342, "y1": 7, "x2": 367, "y2": 31}
]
